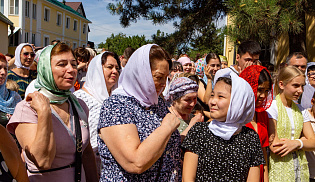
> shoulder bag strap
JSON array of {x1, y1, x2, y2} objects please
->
[{"x1": 69, "y1": 99, "x2": 82, "y2": 182}]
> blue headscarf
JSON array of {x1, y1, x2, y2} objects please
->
[{"x1": 0, "y1": 76, "x2": 22, "y2": 115}]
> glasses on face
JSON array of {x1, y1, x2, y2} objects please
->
[
  {"x1": 308, "y1": 73, "x2": 315, "y2": 79},
  {"x1": 23, "y1": 52, "x2": 36, "y2": 58}
]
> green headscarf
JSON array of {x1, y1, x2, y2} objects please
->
[{"x1": 34, "y1": 44, "x2": 87, "y2": 122}]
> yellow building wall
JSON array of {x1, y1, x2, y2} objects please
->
[
  {"x1": 306, "y1": 13, "x2": 315, "y2": 62},
  {"x1": 25, "y1": 17, "x2": 30, "y2": 31},
  {"x1": 8, "y1": 16, "x2": 19, "y2": 27},
  {"x1": 275, "y1": 33, "x2": 289, "y2": 66},
  {"x1": 0, "y1": 21, "x2": 9, "y2": 54},
  {"x1": 224, "y1": 15, "x2": 235, "y2": 66}
]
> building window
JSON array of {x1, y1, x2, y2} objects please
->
[
  {"x1": 44, "y1": 8, "x2": 50, "y2": 22},
  {"x1": 57, "y1": 12, "x2": 62, "y2": 26},
  {"x1": 32, "y1": 3, "x2": 36, "y2": 19},
  {"x1": 32, "y1": 33, "x2": 36, "y2": 44},
  {"x1": 25, "y1": 32, "x2": 29, "y2": 43},
  {"x1": 83, "y1": 24, "x2": 86, "y2": 34},
  {"x1": 9, "y1": 0, "x2": 19, "y2": 15},
  {"x1": 44, "y1": 36, "x2": 49, "y2": 46},
  {"x1": 25, "y1": 1, "x2": 29, "y2": 17},
  {"x1": 73, "y1": 42, "x2": 77, "y2": 49},
  {"x1": 66, "y1": 17, "x2": 70, "y2": 29},
  {"x1": 0, "y1": 0, "x2": 4, "y2": 14},
  {"x1": 73, "y1": 20, "x2": 77, "y2": 31}
]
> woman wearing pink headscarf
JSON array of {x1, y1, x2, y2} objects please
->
[{"x1": 177, "y1": 57, "x2": 193, "y2": 73}]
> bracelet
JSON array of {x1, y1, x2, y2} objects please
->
[{"x1": 295, "y1": 139, "x2": 303, "y2": 149}]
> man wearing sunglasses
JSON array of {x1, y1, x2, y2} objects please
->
[{"x1": 7, "y1": 43, "x2": 37, "y2": 99}]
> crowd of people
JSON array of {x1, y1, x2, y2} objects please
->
[{"x1": 0, "y1": 39, "x2": 314, "y2": 182}]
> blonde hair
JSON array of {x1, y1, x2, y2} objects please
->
[
  {"x1": 6, "y1": 79, "x2": 20, "y2": 92},
  {"x1": 274, "y1": 65, "x2": 305, "y2": 95}
]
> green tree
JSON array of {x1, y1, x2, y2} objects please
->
[
  {"x1": 107, "y1": 0, "x2": 226, "y2": 54},
  {"x1": 225, "y1": 0, "x2": 315, "y2": 54},
  {"x1": 98, "y1": 33, "x2": 149, "y2": 55}
]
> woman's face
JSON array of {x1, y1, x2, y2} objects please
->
[
  {"x1": 221, "y1": 62, "x2": 228, "y2": 69},
  {"x1": 279, "y1": 75, "x2": 305, "y2": 101},
  {"x1": 151, "y1": 59, "x2": 169, "y2": 95},
  {"x1": 20, "y1": 46, "x2": 35, "y2": 67},
  {"x1": 0, "y1": 60, "x2": 8, "y2": 86},
  {"x1": 208, "y1": 58, "x2": 221, "y2": 76},
  {"x1": 209, "y1": 80, "x2": 231, "y2": 122},
  {"x1": 102, "y1": 56, "x2": 120, "y2": 90},
  {"x1": 256, "y1": 81, "x2": 270, "y2": 107},
  {"x1": 173, "y1": 92, "x2": 198, "y2": 115},
  {"x1": 183, "y1": 63, "x2": 192, "y2": 73},
  {"x1": 51, "y1": 51, "x2": 77, "y2": 90}
]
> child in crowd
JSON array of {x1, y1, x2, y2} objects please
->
[
  {"x1": 240, "y1": 65, "x2": 273, "y2": 182},
  {"x1": 182, "y1": 69, "x2": 264, "y2": 181},
  {"x1": 267, "y1": 65, "x2": 315, "y2": 182}
]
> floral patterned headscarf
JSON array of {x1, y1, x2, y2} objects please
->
[
  {"x1": 239, "y1": 65, "x2": 273, "y2": 112},
  {"x1": 195, "y1": 58, "x2": 206, "y2": 79}
]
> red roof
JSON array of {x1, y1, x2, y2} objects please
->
[{"x1": 64, "y1": 2, "x2": 81, "y2": 11}]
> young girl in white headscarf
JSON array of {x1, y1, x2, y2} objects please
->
[{"x1": 182, "y1": 69, "x2": 265, "y2": 181}]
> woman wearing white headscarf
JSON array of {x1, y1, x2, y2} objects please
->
[
  {"x1": 7, "y1": 43, "x2": 37, "y2": 99},
  {"x1": 98, "y1": 44, "x2": 182, "y2": 181},
  {"x1": 182, "y1": 69, "x2": 265, "y2": 181},
  {"x1": 301, "y1": 62, "x2": 315, "y2": 109},
  {"x1": 74, "y1": 51, "x2": 120, "y2": 174}
]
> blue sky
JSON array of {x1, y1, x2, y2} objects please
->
[{"x1": 65, "y1": 0, "x2": 226, "y2": 48}]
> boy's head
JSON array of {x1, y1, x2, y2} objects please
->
[{"x1": 236, "y1": 41, "x2": 261, "y2": 72}]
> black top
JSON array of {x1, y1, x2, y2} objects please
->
[{"x1": 182, "y1": 122, "x2": 265, "y2": 182}]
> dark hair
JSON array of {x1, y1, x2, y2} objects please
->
[
  {"x1": 123, "y1": 47, "x2": 135, "y2": 60},
  {"x1": 171, "y1": 61, "x2": 183, "y2": 72},
  {"x1": 51, "y1": 43, "x2": 74, "y2": 58},
  {"x1": 286, "y1": 52, "x2": 308, "y2": 65},
  {"x1": 74, "y1": 47, "x2": 90, "y2": 63},
  {"x1": 51, "y1": 40, "x2": 60, "y2": 45},
  {"x1": 216, "y1": 77, "x2": 232, "y2": 86},
  {"x1": 101, "y1": 51, "x2": 121, "y2": 71},
  {"x1": 149, "y1": 45, "x2": 171, "y2": 70},
  {"x1": 258, "y1": 69, "x2": 272, "y2": 90},
  {"x1": 205, "y1": 53, "x2": 220, "y2": 64},
  {"x1": 237, "y1": 41, "x2": 261, "y2": 57},
  {"x1": 5, "y1": 53, "x2": 14, "y2": 59},
  {"x1": 308, "y1": 65, "x2": 315, "y2": 72}
]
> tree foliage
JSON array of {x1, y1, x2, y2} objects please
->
[
  {"x1": 98, "y1": 33, "x2": 149, "y2": 55},
  {"x1": 107, "y1": 0, "x2": 226, "y2": 54},
  {"x1": 225, "y1": 0, "x2": 315, "y2": 52}
]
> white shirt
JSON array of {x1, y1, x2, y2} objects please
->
[{"x1": 267, "y1": 100, "x2": 310, "y2": 140}]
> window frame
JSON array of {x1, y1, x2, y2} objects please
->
[
  {"x1": 44, "y1": 7, "x2": 50, "y2": 22},
  {"x1": 25, "y1": 1, "x2": 30, "y2": 17},
  {"x1": 32, "y1": 3, "x2": 36, "y2": 19},
  {"x1": 9, "y1": 0, "x2": 19, "y2": 15},
  {"x1": 73, "y1": 19, "x2": 78, "y2": 31},
  {"x1": 44, "y1": 35, "x2": 50, "y2": 46},
  {"x1": 56, "y1": 12, "x2": 62, "y2": 26},
  {"x1": 66, "y1": 16, "x2": 70, "y2": 29}
]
